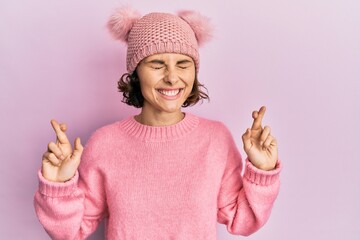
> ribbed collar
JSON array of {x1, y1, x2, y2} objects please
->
[{"x1": 120, "y1": 112, "x2": 199, "y2": 142}]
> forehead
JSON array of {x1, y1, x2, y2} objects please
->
[{"x1": 144, "y1": 53, "x2": 194, "y2": 62}]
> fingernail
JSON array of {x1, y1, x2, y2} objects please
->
[{"x1": 60, "y1": 155, "x2": 65, "y2": 160}]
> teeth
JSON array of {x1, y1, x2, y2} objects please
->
[{"x1": 158, "y1": 89, "x2": 180, "y2": 96}]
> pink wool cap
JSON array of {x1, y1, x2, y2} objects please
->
[{"x1": 107, "y1": 7, "x2": 213, "y2": 73}]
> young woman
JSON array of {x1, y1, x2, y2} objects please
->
[{"x1": 34, "y1": 8, "x2": 281, "y2": 239}]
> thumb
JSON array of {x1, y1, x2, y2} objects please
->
[
  {"x1": 72, "y1": 137, "x2": 84, "y2": 160},
  {"x1": 242, "y1": 128, "x2": 252, "y2": 152}
]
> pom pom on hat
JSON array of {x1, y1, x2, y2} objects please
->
[
  {"x1": 177, "y1": 10, "x2": 213, "y2": 47},
  {"x1": 107, "y1": 6, "x2": 141, "y2": 42}
]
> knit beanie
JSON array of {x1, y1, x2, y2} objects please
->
[{"x1": 107, "y1": 7, "x2": 212, "y2": 73}]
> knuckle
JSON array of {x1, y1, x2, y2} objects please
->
[
  {"x1": 42, "y1": 152, "x2": 49, "y2": 159},
  {"x1": 48, "y1": 152, "x2": 57, "y2": 159}
]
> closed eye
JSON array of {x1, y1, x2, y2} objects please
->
[
  {"x1": 177, "y1": 60, "x2": 193, "y2": 69},
  {"x1": 146, "y1": 60, "x2": 165, "y2": 70},
  {"x1": 151, "y1": 65, "x2": 164, "y2": 70},
  {"x1": 178, "y1": 66, "x2": 189, "y2": 69}
]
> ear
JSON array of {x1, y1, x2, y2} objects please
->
[
  {"x1": 107, "y1": 6, "x2": 141, "y2": 42},
  {"x1": 177, "y1": 10, "x2": 213, "y2": 47}
]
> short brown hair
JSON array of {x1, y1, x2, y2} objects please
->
[{"x1": 117, "y1": 71, "x2": 209, "y2": 108}]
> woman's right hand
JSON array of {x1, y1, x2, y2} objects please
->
[{"x1": 42, "y1": 120, "x2": 84, "y2": 182}]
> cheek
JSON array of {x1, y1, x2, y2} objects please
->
[
  {"x1": 183, "y1": 71, "x2": 196, "y2": 85},
  {"x1": 183, "y1": 79, "x2": 196, "y2": 98},
  {"x1": 140, "y1": 82, "x2": 154, "y2": 99},
  {"x1": 138, "y1": 80, "x2": 152, "y2": 100},
  {"x1": 138, "y1": 75, "x2": 155, "y2": 91},
  {"x1": 186, "y1": 76, "x2": 196, "y2": 89}
]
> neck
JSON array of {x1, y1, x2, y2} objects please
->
[{"x1": 135, "y1": 108, "x2": 185, "y2": 126}]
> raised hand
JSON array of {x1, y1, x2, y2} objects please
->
[
  {"x1": 41, "y1": 120, "x2": 83, "y2": 182},
  {"x1": 242, "y1": 106, "x2": 278, "y2": 171}
]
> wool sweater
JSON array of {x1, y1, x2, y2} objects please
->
[{"x1": 34, "y1": 113, "x2": 281, "y2": 240}]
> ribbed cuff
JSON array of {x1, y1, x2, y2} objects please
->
[
  {"x1": 38, "y1": 169, "x2": 79, "y2": 197},
  {"x1": 244, "y1": 159, "x2": 281, "y2": 186}
]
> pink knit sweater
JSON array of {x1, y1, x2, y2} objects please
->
[{"x1": 34, "y1": 113, "x2": 281, "y2": 239}]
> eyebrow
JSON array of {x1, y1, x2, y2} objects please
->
[
  {"x1": 144, "y1": 59, "x2": 193, "y2": 65},
  {"x1": 177, "y1": 60, "x2": 193, "y2": 64},
  {"x1": 144, "y1": 59, "x2": 165, "y2": 64}
]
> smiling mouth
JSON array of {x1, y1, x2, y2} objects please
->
[{"x1": 157, "y1": 88, "x2": 183, "y2": 97}]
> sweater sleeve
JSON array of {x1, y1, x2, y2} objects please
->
[
  {"x1": 216, "y1": 128, "x2": 281, "y2": 236},
  {"x1": 34, "y1": 134, "x2": 108, "y2": 240}
]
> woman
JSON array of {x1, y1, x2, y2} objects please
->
[{"x1": 34, "y1": 8, "x2": 281, "y2": 239}]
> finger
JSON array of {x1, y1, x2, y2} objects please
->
[
  {"x1": 60, "y1": 123, "x2": 67, "y2": 132},
  {"x1": 270, "y1": 137, "x2": 277, "y2": 147},
  {"x1": 42, "y1": 152, "x2": 61, "y2": 166},
  {"x1": 262, "y1": 135, "x2": 274, "y2": 150},
  {"x1": 47, "y1": 142, "x2": 66, "y2": 160},
  {"x1": 50, "y1": 119, "x2": 70, "y2": 144},
  {"x1": 251, "y1": 106, "x2": 266, "y2": 130},
  {"x1": 242, "y1": 128, "x2": 252, "y2": 152},
  {"x1": 71, "y1": 137, "x2": 84, "y2": 160},
  {"x1": 259, "y1": 125, "x2": 271, "y2": 145}
]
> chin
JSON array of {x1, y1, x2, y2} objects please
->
[
  {"x1": 161, "y1": 102, "x2": 185, "y2": 112},
  {"x1": 163, "y1": 106, "x2": 182, "y2": 113}
]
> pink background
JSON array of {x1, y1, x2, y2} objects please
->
[{"x1": 1, "y1": 0, "x2": 359, "y2": 239}]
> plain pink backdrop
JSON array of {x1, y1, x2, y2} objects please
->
[{"x1": 1, "y1": 0, "x2": 359, "y2": 239}]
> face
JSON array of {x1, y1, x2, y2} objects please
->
[{"x1": 136, "y1": 53, "x2": 196, "y2": 114}]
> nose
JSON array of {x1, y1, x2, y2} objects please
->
[{"x1": 164, "y1": 67, "x2": 178, "y2": 84}]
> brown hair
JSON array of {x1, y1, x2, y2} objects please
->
[{"x1": 117, "y1": 71, "x2": 209, "y2": 108}]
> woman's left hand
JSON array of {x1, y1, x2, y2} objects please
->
[{"x1": 242, "y1": 106, "x2": 278, "y2": 171}]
